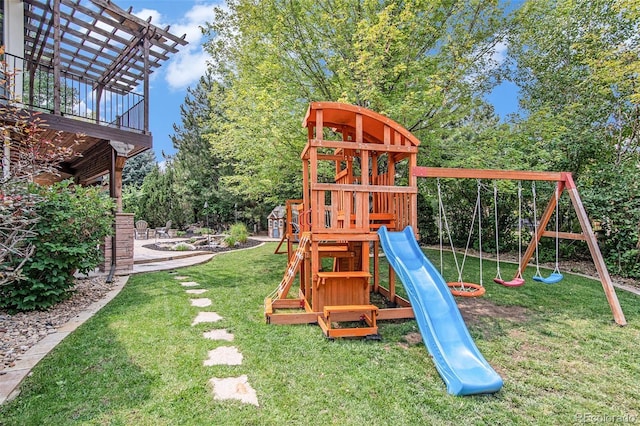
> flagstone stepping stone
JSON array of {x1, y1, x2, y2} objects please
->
[
  {"x1": 174, "y1": 276, "x2": 189, "y2": 280},
  {"x1": 191, "y1": 298, "x2": 212, "y2": 307},
  {"x1": 203, "y1": 346, "x2": 243, "y2": 366},
  {"x1": 191, "y1": 312, "x2": 223, "y2": 326},
  {"x1": 186, "y1": 289, "x2": 208, "y2": 295},
  {"x1": 209, "y1": 375, "x2": 259, "y2": 406},
  {"x1": 203, "y1": 329, "x2": 234, "y2": 341},
  {"x1": 181, "y1": 281, "x2": 199, "y2": 287}
]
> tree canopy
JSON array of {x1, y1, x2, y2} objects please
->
[
  {"x1": 203, "y1": 0, "x2": 509, "y2": 199},
  {"x1": 130, "y1": 0, "x2": 640, "y2": 276}
]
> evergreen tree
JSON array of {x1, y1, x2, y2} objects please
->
[{"x1": 123, "y1": 150, "x2": 156, "y2": 187}]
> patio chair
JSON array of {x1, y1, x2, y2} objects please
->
[
  {"x1": 134, "y1": 220, "x2": 149, "y2": 239},
  {"x1": 156, "y1": 220, "x2": 172, "y2": 238}
]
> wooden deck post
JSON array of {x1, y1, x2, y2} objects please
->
[{"x1": 52, "y1": 0, "x2": 61, "y2": 115}]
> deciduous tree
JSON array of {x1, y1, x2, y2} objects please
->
[{"x1": 203, "y1": 0, "x2": 508, "y2": 202}]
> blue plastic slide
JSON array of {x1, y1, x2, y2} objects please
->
[{"x1": 378, "y1": 226, "x2": 503, "y2": 396}]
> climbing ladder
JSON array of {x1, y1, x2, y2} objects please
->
[{"x1": 274, "y1": 232, "x2": 310, "y2": 300}]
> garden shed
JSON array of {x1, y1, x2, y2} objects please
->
[{"x1": 268, "y1": 206, "x2": 286, "y2": 239}]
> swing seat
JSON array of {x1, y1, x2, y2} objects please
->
[
  {"x1": 533, "y1": 272, "x2": 563, "y2": 284},
  {"x1": 493, "y1": 277, "x2": 525, "y2": 287},
  {"x1": 447, "y1": 282, "x2": 485, "y2": 297}
]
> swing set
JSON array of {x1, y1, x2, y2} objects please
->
[
  {"x1": 437, "y1": 178, "x2": 486, "y2": 297},
  {"x1": 436, "y1": 177, "x2": 561, "y2": 294},
  {"x1": 493, "y1": 181, "x2": 526, "y2": 287},
  {"x1": 414, "y1": 166, "x2": 626, "y2": 326}
]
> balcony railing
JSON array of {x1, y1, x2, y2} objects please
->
[{"x1": 1, "y1": 52, "x2": 146, "y2": 133}]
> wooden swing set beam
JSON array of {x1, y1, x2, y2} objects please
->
[
  {"x1": 412, "y1": 167, "x2": 627, "y2": 326},
  {"x1": 412, "y1": 166, "x2": 568, "y2": 182}
]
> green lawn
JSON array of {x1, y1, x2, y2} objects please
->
[{"x1": 1, "y1": 243, "x2": 639, "y2": 425}]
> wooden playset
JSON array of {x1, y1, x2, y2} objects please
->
[{"x1": 264, "y1": 102, "x2": 626, "y2": 338}]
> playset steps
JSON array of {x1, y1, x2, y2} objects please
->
[{"x1": 318, "y1": 304, "x2": 379, "y2": 338}]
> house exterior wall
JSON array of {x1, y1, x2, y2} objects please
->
[
  {"x1": 3, "y1": 0, "x2": 24, "y2": 98},
  {"x1": 3, "y1": 1, "x2": 23, "y2": 55}
]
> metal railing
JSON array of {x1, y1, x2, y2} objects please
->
[{"x1": 1, "y1": 52, "x2": 145, "y2": 132}]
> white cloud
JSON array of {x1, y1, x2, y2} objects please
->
[
  {"x1": 134, "y1": 8, "x2": 164, "y2": 26},
  {"x1": 165, "y1": 50, "x2": 210, "y2": 89},
  {"x1": 134, "y1": 3, "x2": 220, "y2": 90},
  {"x1": 490, "y1": 41, "x2": 508, "y2": 66}
]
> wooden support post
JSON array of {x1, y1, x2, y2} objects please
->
[
  {"x1": 361, "y1": 240, "x2": 370, "y2": 297},
  {"x1": 310, "y1": 149, "x2": 320, "y2": 230},
  {"x1": 304, "y1": 249, "x2": 312, "y2": 302},
  {"x1": 563, "y1": 174, "x2": 626, "y2": 326},
  {"x1": 112, "y1": 154, "x2": 127, "y2": 213},
  {"x1": 143, "y1": 36, "x2": 150, "y2": 133},
  {"x1": 373, "y1": 241, "x2": 380, "y2": 293},
  {"x1": 52, "y1": 0, "x2": 61, "y2": 115},
  {"x1": 302, "y1": 158, "x2": 310, "y2": 231},
  {"x1": 311, "y1": 239, "x2": 320, "y2": 313},
  {"x1": 389, "y1": 263, "x2": 396, "y2": 304},
  {"x1": 95, "y1": 85, "x2": 103, "y2": 125},
  {"x1": 409, "y1": 149, "x2": 418, "y2": 233}
]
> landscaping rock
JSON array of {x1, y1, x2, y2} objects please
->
[
  {"x1": 203, "y1": 329, "x2": 234, "y2": 341},
  {"x1": 191, "y1": 312, "x2": 223, "y2": 326},
  {"x1": 0, "y1": 276, "x2": 115, "y2": 371},
  {"x1": 185, "y1": 289, "x2": 208, "y2": 295},
  {"x1": 203, "y1": 346, "x2": 243, "y2": 366},
  {"x1": 190, "y1": 298, "x2": 212, "y2": 308},
  {"x1": 209, "y1": 375, "x2": 259, "y2": 406}
]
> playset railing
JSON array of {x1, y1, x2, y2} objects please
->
[{"x1": 300, "y1": 184, "x2": 414, "y2": 234}]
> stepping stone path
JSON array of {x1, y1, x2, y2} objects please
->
[
  {"x1": 190, "y1": 298, "x2": 212, "y2": 307},
  {"x1": 178, "y1": 275, "x2": 259, "y2": 406},
  {"x1": 191, "y1": 311, "x2": 223, "y2": 326},
  {"x1": 186, "y1": 289, "x2": 208, "y2": 295},
  {"x1": 209, "y1": 375, "x2": 259, "y2": 406},
  {"x1": 203, "y1": 329, "x2": 234, "y2": 341},
  {"x1": 204, "y1": 347, "x2": 243, "y2": 366}
]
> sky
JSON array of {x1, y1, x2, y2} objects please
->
[
  {"x1": 124, "y1": 0, "x2": 519, "y2": 162},
  {"x1": 125, "y1": 0, "x2": 222, "y2": 161}
]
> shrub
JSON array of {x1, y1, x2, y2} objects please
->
[
  {"x1": 173, "y1": 242, "x2": 195, "y2": 251},
  {"x1": 225, "y1": 223, "x2": 249, "y2": 246},
  {"x1": 0, "y1": 180, "x2": 40, "y2": 286},
  {"x1": 0, "y1": 181, "x2": 114, "y2": 310},
  {"x1": 581, "y1": 163, "x2": 640, "y2": 278}
]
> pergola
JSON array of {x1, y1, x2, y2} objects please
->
[
  {"x1": 1, "y1": 0, "x2": 188, "y2": 273},
  {"x1": 7, "y1": 0, "x2": 187, "y2": 184}
]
